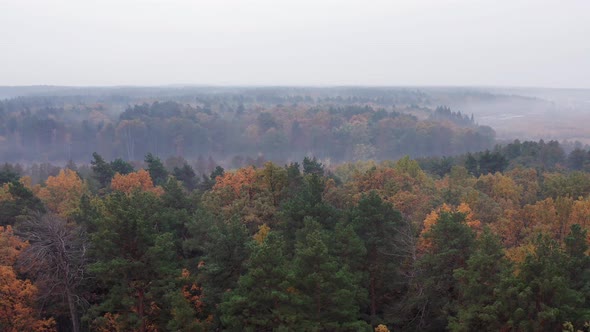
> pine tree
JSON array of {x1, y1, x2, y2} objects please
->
[
  {"x1": 510, "y1": 235, "x2": 584, "y2": 331},
  {"x1": 0, "y1": 181, "x2": 45, "y2": 226},
  {"x1": 351, "y1": 190, "x2": 403, "y2": 326},
  {"x1": 86, "y1": 191, "x2": 179, "y2": 332},
  {"x1": 219, "y1": 233, "x2": 294, "y2": 331},
  {"x1": 110, "y1": 158, "x2": 134, "y2": 175},
  {"x1": 173, "y1": 163, "x2": 198, "y2": 192},
  {"x1": 144, "y1": 153, "x2": 168, "y2": 186},
  {"x1": 564, "y1": 224, "x2": 590, "y2": 325},
  {"x1": 196, "y1": 216, "x2": 250, "y2": 329},
  {"x1": 90, "y1": 152, "x2": 115, "y2": 188},
  {"x1": 415, "y1": 211, "x2": 475, "y2": 331},
  {"x1": 450, "y1": 228, "x2": 513, "y2": 331},
  {"x1": 291, "y1": 218, "x2": 370, "y2": 330}
]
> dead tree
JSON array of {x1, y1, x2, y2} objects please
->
[{"x1": 18, "y1": 213, "x2": 87, "y2": 332}]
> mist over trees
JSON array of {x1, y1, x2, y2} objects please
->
[
  {"x1": 3, "y1": 86, "x2": 590, "y2": 331},
  {"x1": 0, "y1": 87, "x2": 498, "y2": 165}
]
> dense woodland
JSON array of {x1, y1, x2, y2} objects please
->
[
  {"x1": 3, "y1": 88, "x2": 590, "y2": 331},
  {"x1": 2, "y1": 138, "x2": 590, "y2": 331},
  {"x1": 0, "y1": 88, "x2": 500, "y2": 164}
]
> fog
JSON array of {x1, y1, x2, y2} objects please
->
[
  {"x1": 0, "y1": 86, "x2": 588, "y2": 171},
  {"x1": 1, "y1": 0, "x2": 589, "y2": 88}
]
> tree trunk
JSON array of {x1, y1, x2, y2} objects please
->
[
  {"x1": 369, "y1": 246, "x2": 378, "y2": 326},
  {"x1": 370, "y1": 274, "x2": 376, "y2": 325},
  {"x1": 138, "y1": 289, "x2": 146, "y2": 332},
  {"x1": 65, "y1": 287, "x2": 80, "y2": 332}
]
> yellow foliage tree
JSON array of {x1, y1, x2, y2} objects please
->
[
  {"x1": 375, "y1": 324, "x2": 391, "y2": 332},
  {"x1": 570, "y1": 198, "x2": 590, "y2": 242},
  {"x1": 253, "y1": 224, "x2": 270, "y2": 244}
]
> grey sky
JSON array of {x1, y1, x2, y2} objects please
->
[{"x1": 1, "y1": 0, "x2": 589, "y2": 88}]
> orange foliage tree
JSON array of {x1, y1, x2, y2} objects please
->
[
  {"x1": 213, "y1": 166, "x2": 258, "y2": 200},
  {"x1": 37, "y1": 169, "x2": 87, "y2": 218},
  {"x1": 206, "y1": 165, "x2": 279, "y2": 231},
  {"x1": 0, "y1": 226, "x2": 55, "y2": 331},
  {"x1": 341, "y1": 161, "x2": 437, "y2": 224},
  {"x1": 111, "y1": 169, "x2": 164, "y2": 196}
]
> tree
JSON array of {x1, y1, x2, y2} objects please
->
[
  {"x1": 303, "y1": 156, "x2": 324, "y2": 176},
  {"x1": 291, "y1": 218, "x2": 369, "y2": 330},
  {"x1": 199, "y1": 166, "x2": 224, "y2": 191},
  {"x1": 567, "y1": 149, "x2": 587, "y2": 171},
  {"x1": 0, "y1": 225, "x2": 56, "y2": 331},
  {"x1": 564, "y1": 225, "x2": 590, "y2": 324},
  {"x1": 110, "y1": 169, "x2": 163, "y2": 195},
  {"x1": 351, "y1": 191, "x2": 403, "y2": 326},
  {"x1": 194, "y1": 216, "x2": 250, "y2": 329},
  {"x1": 144, "y1": 153, "x2": 168, "y2": 186},
  {"x1": 219, "y1": 233, "x2": 294, "y2": 331},
  {"x1": 86, "y1": 191, "x2": 179, "y2": 332},
  {"x1": 212, "y1": 166, "x2": 258, "y2": 199},
  {"x1": 0, "y1": 165, "x2": 20, "y2": 185},
  {"x1": 464, "y1": 153, "x2": 478, "y2": 176},
  {"x1": 91, "y1": 152, "x2": 115, "y2": 188},
  {"x1": 0, "y1": 180, "x2": 45, "y2": 226},
  {"x1": 260, "y1": 162, "x2": 288, "y2": 207},
  {"x1": 478, "y1": 150, "x2": 508, "y2": 175},
  {"x1": 110, "y1": 158, "x2": 134, "y2": 175},
  {"x1": 414, "y1": 211, "x2": 475, "y2": 331},
  {"x1": 514, "y1": 235, "x2": 585, "y2": 331},
  {"x1": 18, "y1": 214, "x2": 88, "y2": 332},
  {"x1": 165, "y1": 269, "x2": 211, "y2": 332},
  {"x1": 280, "y1": 171, "x2": 339, "y2": 250},
  {"x1": 173, "y1": 163, "x2": 198, "y2": 192},
  {"x1": 450, "y1": 228, "x2": 513, "y2": 331},
  {"x1": 37, "y1": 169, "x2": 88, "y2": 219}
]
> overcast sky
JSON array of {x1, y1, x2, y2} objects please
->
[{"x1": 0, "y1": 0, "x2": 589, "y2": 88}]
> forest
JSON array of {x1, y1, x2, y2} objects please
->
[
  {"x1": 2, "y1": 87, "x2": 590, "y2": 331},
  {"x1": 0, "y1": 87, "x2": 507, "y2": 165}
]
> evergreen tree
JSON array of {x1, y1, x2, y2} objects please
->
[
  {"x1": 351, "y1": 190, "x2": 403, "y2": 326},
  {"x1": 510, "y1": 235, "x2": 584, "y2": 331},
  {"x1": 144, "y1": 153, "x2": 168, "y2": 186},
  {"x1": 86, "y1": 191, "x2": 179, "y2": 331},
  {"x1": 90, "y1": 152, "x2": 115, "y2": 188},
  {"x1": 196, "y1": 216, "x2": 250, "y2": 329},
  {"x1": 450, "y1": 228, "x2": 513, "y2": 331},
  {"x1": 303, "y1": 156, "x2": 324, "y2": 176},
  {"x1": 280, "y1": 172, "x2": 339, "y2": 251},
  {"x1": 199, "y1": 165, "x2": 224, "y2": 191},
  {"x1": 0, "y1": 165, "x2": 20, "y2": 185},
  {"x1": 564, "y1": 224, "x2": 590, "y2": 325},
  {"x1": 219, "y1": 233, "x2": 295, "y2": 331},
  {"x1": 110, "y1": 158, "x2": 134, "y2": 175},
  {"x1": 464, "y1": 153, "x2": 478, "y2": 176},
  {"x1": 173, "y1": 163, "x2": 198, "y2": 192},
  {"x1": 291, "y1": 218, "x2": 370, "y2": 331},
  {"x1": 415, "y1": 211, "x2": 475, "y2": 331},
  {"x1": 0, "y1": 181, "x2": 46, "y2": 226}
]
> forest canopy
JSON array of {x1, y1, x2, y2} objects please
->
[{"x1": 2, "y1": 87, "x2": 590, "y2": 331}]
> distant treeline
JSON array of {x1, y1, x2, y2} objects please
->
[
  {"x1": 0, "y1": 93, "x2": 495, "y2": 164},
  {"x1": 2, "y1": 138, "x2": 590, "y2": 191},
  {"x1": 418, "y1": 139, "x2": 590, "y2": 178}
]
